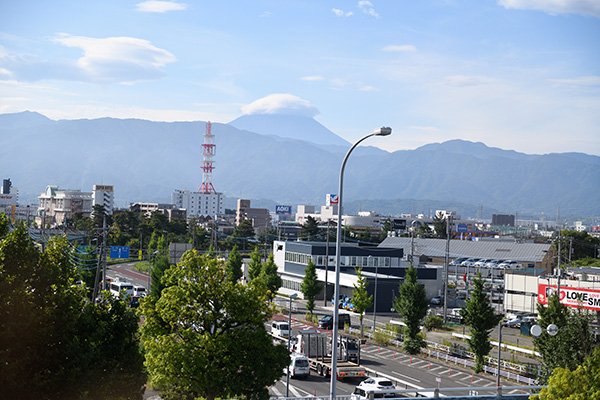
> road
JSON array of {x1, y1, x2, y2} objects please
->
[
  {"x1": 110, "y1": 262, "x2": 535, "y2": 398},
  {"x1": 269, "y1": 317, "x2": 520, "y2": 398}
]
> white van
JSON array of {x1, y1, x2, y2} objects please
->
[
  {"x1": 271, "y1": 321, "x2": 291, "y2": 338},
  {"x1": 288, "y1": 354, "x2": 310, "y2": 378},
  {"x1": 133, "y1": 285, "x2": 147, "y2": 297},
  {"x1": 109, "y1": 280, "x2": 134, "y2": 299}
]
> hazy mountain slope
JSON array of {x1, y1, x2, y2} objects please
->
[
  {"x1": 0, "y1": 112, "x2": 598, "y2": 218},
  {"x1": 229, "y1": 114, "x2": 350, "y2": 147}
]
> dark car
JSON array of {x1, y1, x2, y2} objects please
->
[{"x1": 318, "y1": 313, "x2": 351, "y2": 330}]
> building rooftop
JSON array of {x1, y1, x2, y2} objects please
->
[{"x1": 380, "y1": 237, "x2": 550, "y2": 263}]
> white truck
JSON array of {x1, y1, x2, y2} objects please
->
[{"x1": 293, "y1": 330, "x2": 366, "y2": 380}]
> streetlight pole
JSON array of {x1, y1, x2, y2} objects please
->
[
  {"x1": 286, "y1": 293, "x2": 298, "y2": 397},
  {"x1": 371, "y1": 256, "x2": 378, "y2": 332},
  {"x1": 330, "y1": 127, "x2": 391, "y2": 399},
  {"x1": 496, "y1": 322, "x2": 503, "y2": 387},
  {"x1": 324, "y1": 219, "x2": 330, "y2": 307}
]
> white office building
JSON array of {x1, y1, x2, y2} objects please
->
[
  {"x1": 172, "y1": 189, "x2": 224, "y2": 218},
  {"x1": 92, "y1": 184, "x2": 114, "y2": 215},
  {"x1": 38, "y1": 185, "x2": 93, "y2": 226}
]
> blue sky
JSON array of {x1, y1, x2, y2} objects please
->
[{"x1": 1, "y1": 0, "x2": 599, "y2": 154}]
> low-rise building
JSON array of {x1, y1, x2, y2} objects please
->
[
  {"x1": 273, "y1": 240, "x2": 443, "y2": 312},
  {"x1": 38, "y1": 185, "x2": 92, "y2": 226}
]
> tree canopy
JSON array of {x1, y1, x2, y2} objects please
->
[
  {"x1": 533, "y1": 346, "x2": 600, "y2": 400},
  {"x1": 352, "y1": 268, "x2": 373, "y2": 337},
  {"x1": 0, "y1": 222, "x2": 145, "y2": 399},
  {"x1": 139, "y1": 249, "x2": 288, "y2": 400},
  {"x1": 226, "y1": 244, "x2": 243, "y2": 283},
  {"x1": 534, "y1": 294, "x2": 595, "y2": 383},
  {"x1": 394, "y1": 266, "x2": 428, "y2": 354},
  {"x1": 301, "y1": 259, "x2": 321, "y2": 314},
  {"x1": 460, "y1": 273, "x2": 502, "y2": 372}
]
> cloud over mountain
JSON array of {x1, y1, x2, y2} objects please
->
[{"x1": 241, "y1": 93, "x2": 319, "y2": 118}]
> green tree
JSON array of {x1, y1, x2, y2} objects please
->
[
  {"x1": 533, "y1": 346, "x2": 600, "y2": 400},
  {"x1": 257, "y1": 253, "x2": 282, "y2": 300},
  {"x1": 394, "y1": 266, "x2": 428, "y2": 354},
  {"x1": 150, "y1": 254, "x2": 170, "y2": 298},
  {"x1": 226, "y1": 244, "x2": 243, "y2": 283},
  {"x1": 534, "y1": 294, "x2": 595, "y2": 383},
  {"x1": 248, "y1": 245, "x2": 263, "y2": 281},
  {"x1": 460, "y1": 273, "x2": 502, "y2": 372},
  {"x1": 231, "y1": 219, "x2": 255, "y2": 249},
  {"x1": 0, "y1": 212, "x2": 9, "y2": 239},
  {"x1": 301, "y1": 215, "x2": 320, "y2": 241},
  {"x1": 0, "y1": 224, "x2": 145, "y2": 399},
  {"x1": 432, "y1": 212, "x2": 447, "y2": 239},
  {"x1": 139, "y1": 250, "x2": 288, "y2": 400},
  {"x1": 352, "y1": 268, "x2": 373, "y2": 337},
  {"x1": 301, "y1": 259, "x2": 321, "y2": 314}
]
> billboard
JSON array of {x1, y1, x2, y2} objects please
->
[
  {"x1": 110, "y1": 245, "x2": 130, "y2": 259},
  {"x1": 275, "y1": 205, "x2": 292, "y2": 214},
  {"x1": 537, "y1": 283, "x2": 600, "y2": 311},
  {"x1": 326, "y1": 194, "x2": 339, "y2": 206}
]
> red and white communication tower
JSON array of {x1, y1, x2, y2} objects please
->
[{"x1": 199, "y1": 121, "x2": 216, "y2": 194}]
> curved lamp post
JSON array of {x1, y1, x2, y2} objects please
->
[{"x1": 330, "y1": 127, "x2": 392, "y2": 399}]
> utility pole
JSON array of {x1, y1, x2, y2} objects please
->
[
  {"x1": 101, "y1": 214, "x2": 108, "y2": 292},
  {"x1": 324, "y1": 219, "x2": 330, "y2": 307},
  {"x1": 443, "y1": 214, "x2": 450, "y2": 323}
]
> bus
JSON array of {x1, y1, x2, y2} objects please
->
[{"x1": 109, "y1": 280, "x2": 134, "y2": 299}]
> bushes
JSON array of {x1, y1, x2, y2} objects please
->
[{"x1": 423, "y1": 314, "x2": 444, "y2": 331}]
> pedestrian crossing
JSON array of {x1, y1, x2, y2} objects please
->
[{"x1": 286, "y1": 320, "x2": 502, "y2": 390}]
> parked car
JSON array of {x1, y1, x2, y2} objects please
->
[
  {"x1": 430, "y1": 296, "x2": 443, "y2": 305},
  {"x1": 461, "y1": 258, "x2": 480, "y2": 267},
  {"x1": 498, "y1": 260, "x2": 523, "y2": 270},
  {"x1": 450, "y1": 257, "x2": 469, "y2": 266},
  {"x1": 486, "y1": 259, "x2": 505, "y2": 269},
  {"x1": 473, "y1": 259, "x2": 494, "y2": 268},
  {"x1": 503, "y1": 317, "x2": 521, "y2": 328},
  {"x1": 318, "y1": 313, "x2": 351, "y2": 330}
]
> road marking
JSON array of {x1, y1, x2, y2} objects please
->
[
  {"x1": 288, "y1": 384, "x2": 303, "y2": 397},
  {"x1": 410, "y1": 360, "x2": 425, "y2": 367},
  {"x1": 271, "y1": 386, "x2": 283, "y2": 397},
  {"x1": 437, "y1": 368, "x2": 452, "y2": 375},
  {"x1": 428, "y1": 365, "x2": 444, "y2": 372},
  {"x1": 473, "y1": 378, "x2": 486, "y2": 384},
  {"x1": 389, "y1": 370, "x2": 421, "y2": 383},
  {"x1": 450, "y1": 371, "x2": 463, "y2": 378}
]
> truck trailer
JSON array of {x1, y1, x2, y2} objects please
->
[{"x1": 293, "y1": 330, "x2": 366, "y2": 380}]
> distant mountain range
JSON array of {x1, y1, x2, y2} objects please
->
[{"x1": 1, "y1": 111, "x2": 598, "y2": 219}]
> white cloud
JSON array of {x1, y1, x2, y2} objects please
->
[
  {"x1": 498, "y1": 0, "x2": 600, "y2": 18},
  {"x1": 301, "y1": 75, "x2": 325, "y2": 81},
  {"x1": 549, "y1": 75, "x2": 600, "y2": 86},
  {"x1": 358, "y1": 84, "x2": 377, "y2": 92},
  {"x1": 358, "y1": 1, "x2": 379, "y2": 17},
  {"x1": 136, "y1": 1, "x2": 187, "y2": 13},
  {"x1": 260, "y1": 11, "x2": 273, "y2": 18},
  {"x1": 332, "y1": 8, "x2": 353, "y2": 17},
  {"x1": 0, "y1": 67, "x2": 12, "y2": 79},
  {"x1": 382, "y1": 44, "x2": 417, "y2": 53},
  {"x1": 52, "y1": 34, "x2": 176, "y2": 83},
  {"x1": 241, "y1": 93, "x2": 319, "y2": 117}
]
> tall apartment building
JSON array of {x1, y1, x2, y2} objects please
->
[
  {"x1": 92, "y1": 184, "x2": 114, "y2": 215},
  {"x1": 38, "y1": 185, "x2": 92, "y2": 226},
  {"x1": 172, "y1": 189, "x2": 224, "y2": 218},
  {"x1": 236, "y1": 199, "x2": 271, "y2": 228}
]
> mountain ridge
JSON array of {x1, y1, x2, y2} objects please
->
[{"x1": 0, "y1": 111, "x2": 598, "y2": 218}]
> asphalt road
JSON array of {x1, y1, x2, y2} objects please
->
[
  {"x1": 110, "y1": 262, "x2": 536, "y2": 398},
  {"x1": 269, "y1": 317, "x2": 518, "y2": 398}
]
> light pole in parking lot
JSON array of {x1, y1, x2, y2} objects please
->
[
  {"x1": 330, "y1": 127, "x2": 391, "y2": 400},
  {"x1": 286, "y1": 293, "x2": 298, "y2": 397}
]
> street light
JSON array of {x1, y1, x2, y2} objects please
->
[
  {"x1": 330, "y1": 127, "x2": 391, "y2": 399},
  {"x1": 286, "y1": 293, "x2": 299, "y2": 397},
  {"x1": 371, "y1": 256, "x2": 379, "y2": 333}
]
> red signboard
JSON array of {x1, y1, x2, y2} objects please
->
[{"x1": 538, "y1": 283, "x2": 600, "y2": 311}]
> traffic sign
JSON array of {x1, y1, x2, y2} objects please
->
[{"x1": 110, "y1": 245, "x2": 130, "y2": 259}]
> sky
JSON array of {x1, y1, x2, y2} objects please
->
[{"x1": 1, "y1": 0, "x2": 599, "y2": 155}]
